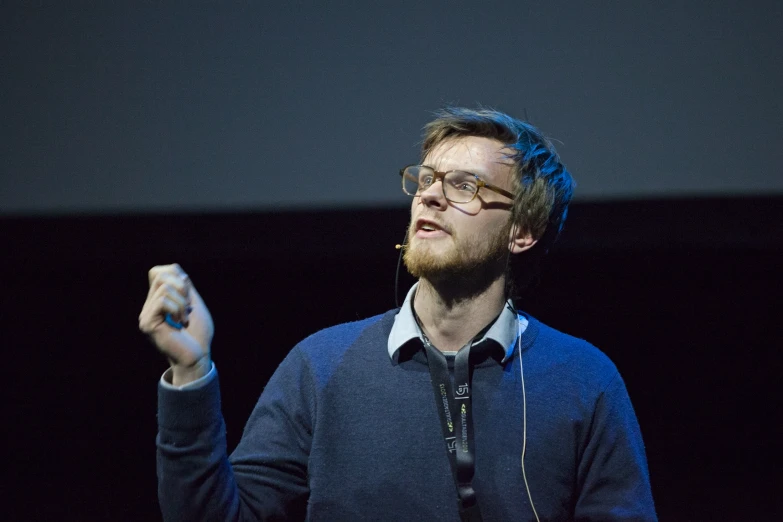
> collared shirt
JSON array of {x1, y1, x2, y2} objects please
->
[{"x1": 387, "y1": 282, "x2": 528, "y2": 364}]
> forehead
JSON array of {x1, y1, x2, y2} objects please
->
[{"x1": 424, "y1": 136, "x2": 515, "y2": 185}]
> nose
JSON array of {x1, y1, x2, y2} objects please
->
[{"x1": 419, "y1": 179, "x2": 448, "y2": 209}]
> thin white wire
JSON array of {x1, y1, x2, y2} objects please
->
[{"x1": 518, "y1": 315, "x2": 540, "y2": 522}]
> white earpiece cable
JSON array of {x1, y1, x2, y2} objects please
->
[{"x1": 518, "y1": 315, "x2": 540, "y2": 522}]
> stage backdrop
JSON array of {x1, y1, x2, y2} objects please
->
[{"x1": 2, "y1": 1, "x2": 782, "y2": 216}]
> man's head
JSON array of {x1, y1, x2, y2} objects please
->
[{"x1": 403, "y1": 107, "x2": 575, "y2": 296}]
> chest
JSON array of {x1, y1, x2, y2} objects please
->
[{"x1": 305, "y1": 362, "x2": 582, "y2": 520}]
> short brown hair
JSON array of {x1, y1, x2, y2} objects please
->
[{"x1": 422, "y1": 107, "x2": 576, "y2": 293}]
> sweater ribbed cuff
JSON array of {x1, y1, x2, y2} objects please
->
[{"x1": 157, "y1": 367, "x2": 223, "y2": 431}]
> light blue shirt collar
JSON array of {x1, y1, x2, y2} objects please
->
[{"x1": 387, "y1": 282, "x2": 528, "y2": 363}]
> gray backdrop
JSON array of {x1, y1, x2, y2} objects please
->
[{"x1": 2, "y1": 1, "x2": 781, "y2": 215}]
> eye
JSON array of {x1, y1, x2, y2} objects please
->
[
  {"x1": 450, "y1": 179, "x2": 477, "y2": 194},
  {"x1": 421, "y1": 174, "x2": 435, "y2": 187}
]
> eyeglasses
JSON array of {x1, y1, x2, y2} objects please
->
[{"x1": 399, "y1": 165, "x2": 515, "y2": 204}]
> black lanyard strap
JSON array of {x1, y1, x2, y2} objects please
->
[{"x1": 423, "y1": 339, "x2": 483, "y2": 522}]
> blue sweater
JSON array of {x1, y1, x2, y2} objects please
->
[{"x1": 157, "y1": 310, "x2": 656, "y2": 521}]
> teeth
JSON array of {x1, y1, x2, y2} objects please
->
[{"x1": 422, "y1": 224, "x2": 435, "y2": 231}]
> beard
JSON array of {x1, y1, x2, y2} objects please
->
[{"x1": 403, "y1": 219, "x2": 512, "y2": 286}]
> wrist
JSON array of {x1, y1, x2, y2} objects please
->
[{"x1": 170, "y1": 357, "x2": 212, "y2": 386}]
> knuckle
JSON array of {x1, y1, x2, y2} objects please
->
[
  {"x1": 155, "y1": 286, "x2": 170, "y2": 302},
  {"x1": 138, "y1": 315, "x2": 151, "y2": 332},
  {"x1": 163, "y1": 273, "x2": 185, "y2": 291}
]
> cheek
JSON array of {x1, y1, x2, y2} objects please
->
[
  {"x1": 407, "y1": 200, "x2": 419, "y2": 234},
  {"x1": 464, "y1": 214, "x2": 509, "y2": 243}
]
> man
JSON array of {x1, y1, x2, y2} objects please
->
[{"x1": 140, "y1": 107, "x2": 656, "y2": 521}]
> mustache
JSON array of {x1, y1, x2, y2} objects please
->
[{"x1": 409, "y1": 217, "x2": 452, "y2": 235}]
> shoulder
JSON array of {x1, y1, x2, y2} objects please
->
[
  {"x1": 295, "y1": 310, "x2": 395, "y2": 355},
  {"x1": 526, "y1": 315, "x2": 619, "y2": 392},
  {"x1": 289, "y1": 309, "x2": 397, "y2": 386}
]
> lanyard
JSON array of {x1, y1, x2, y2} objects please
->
[{"x1": 422, "y1": 336, "x2": 483, "y2": 522}]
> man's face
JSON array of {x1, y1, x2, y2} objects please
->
[{"x1": 403, "y1": 136, "x2": 517, "y2": 281}]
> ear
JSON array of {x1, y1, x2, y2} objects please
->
[{"x1": 508, "y1": 223, "x2": 538, "y2": 254}]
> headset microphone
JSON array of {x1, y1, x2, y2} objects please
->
[{"x1": 394, "y1": 229, "x2": 410, "y2": 307}]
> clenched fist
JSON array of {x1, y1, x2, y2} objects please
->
[{"x1": 139, "y1": 263, "x2": 214, "y2": 386}]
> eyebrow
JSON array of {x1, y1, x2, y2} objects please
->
[{"x1": 421, "y1": 164, "x2": 491, "y2": 179}]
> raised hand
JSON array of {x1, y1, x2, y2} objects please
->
[{"x1": 139, "y1": 263, "x2": 214, "y2": 385}]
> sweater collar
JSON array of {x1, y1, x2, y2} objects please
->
[{"x1": 387, "y1": 282, "x2": 528, "y2": 364}]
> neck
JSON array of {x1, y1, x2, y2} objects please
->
[{"x1": 413, "y1": 275, "x2": 508, "y2": 353}]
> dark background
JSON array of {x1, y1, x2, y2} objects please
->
[
  {"x1": 2, "y1": 2, "x2": 782, "y2": 521},
  {"x1": 3, "y1": 198, "x2": 782, "y2": 521}
]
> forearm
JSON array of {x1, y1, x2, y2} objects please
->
[
  {"x1": 156, "y1": 357, "x2": 312, "y2": 522},
  {"x1": 156, "y1": 369, "x2": 244, "y2": 522}
]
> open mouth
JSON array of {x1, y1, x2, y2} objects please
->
[{"x1": 415, "y1": 219, "x2": 449, "y2": 235}]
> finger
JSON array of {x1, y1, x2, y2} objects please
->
[
  {"x1": 140, "y1": 286, "x2": 185, "y2": 323},
  {"x1": 164, "y1": 313, "x2": 185, "y2": 330},
  {"x1": 147, "y1": 271, "x2": 191, "y2": 302},
  {"x1": 161, "y1": 296, "x2": 187, "y2": 327},
  {"x1": 159, "y1": 282, "x2": 189, "y2": 324},
  {"x1": 140, "y1": 295, "x2": 183, "y2": 333},
  {"x1": 148, "y1": 263, "x2": 187, "y2": 286},
  {"x1": 141, "y1": 283, "x2": 188, "y2": 328}
]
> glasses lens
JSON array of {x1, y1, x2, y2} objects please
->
[
  {"x1": 402, "y1": 166, "x2": 430, "y2": 196},
  {"x1": 443, "y1": 171, "x2": 478, "y2": 203}
]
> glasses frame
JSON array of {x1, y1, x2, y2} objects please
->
[{"x1": 399, "y1": 164, "x2": 515, "y2": 204}]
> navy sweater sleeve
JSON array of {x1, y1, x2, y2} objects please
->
[
  {"x1": 156, "y1": 348, "x2": 313, "y2": 522},
  {"x1": 574, "y1": 371, "x2": 657, "y2": 521}
]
